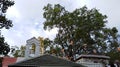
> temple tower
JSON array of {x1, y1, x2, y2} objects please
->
[{"x1": 25, "y1": 37, "x2": 40, "y2": 58}]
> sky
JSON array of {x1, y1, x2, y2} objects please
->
[{"x1": 1, "y1": 0, "x2": 120, "y2": 47}]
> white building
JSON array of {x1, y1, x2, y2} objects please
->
[
  {"x1": 25, "y1": 37, "x2": 44, "y2": 58},
  {"x1": 75, "y1": 54, "x2": 110, "y2": 67}
]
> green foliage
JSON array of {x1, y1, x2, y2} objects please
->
[
  {"x1": 11, "y1": 45, "x2": 25, "y2": 57},
  {"x1": 43, "y1": 4, "x2": 120, "y2": 60},
  {"x1": 43, "y1": 38, "x2": 53, "y2": 54},
  {"x1": 43, "y1": 38, "x2": 53, "y2": 49},
  {"x1": 19, "y1": 45, "x2": 25, "y2": 57},
  {"x1": 13, "y1": 50, "x2": 20, "y2": 57},
  {"x1": 0, "y1": 0, "x2": 14, "y2": 56},
  {"x1": 43, "y1": 38, "x2": 62, "y2": 56},
  {"x1": 106, "y1": 51, "x2": 120, "y2": 61},
  {"x1": 0, "y1": 35, "x2": 10, "y2": 56},
  {"x1": 0, "y1": 0, "x2": 14, "y2": 29}
]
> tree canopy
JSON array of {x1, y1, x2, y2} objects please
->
[
  {"x1": 43, "y1": 4, "x2": 120, "y2": 61},
  {"x1": 0, "y1": 0, "x2": 14, "y2": 56},
  {"x1": 0, "y1": 0, "x2": 14, "y2": 29}
]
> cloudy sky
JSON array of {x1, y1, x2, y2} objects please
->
[{"x1": 2, "y1": 0, "x2": 120, "y2": 47}]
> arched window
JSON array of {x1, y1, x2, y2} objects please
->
[{"x1": 30, "y1": 43, "x2": 36, "y2": 54}]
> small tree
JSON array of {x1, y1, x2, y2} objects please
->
[{"x1": 11, "y1": 45, "x2": 25, "y2": 57}]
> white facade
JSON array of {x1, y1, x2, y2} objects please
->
[
  {"x1": 76, "y1": 54, "x2": 110, "y2": 67},
  {"x1": 25, "y1": 37, "x2": 40, "y2": 58}
]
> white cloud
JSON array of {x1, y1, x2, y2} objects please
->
[
  {"x1": 44, "y1": 28, "x2": 58, "y2": 40},
  {"x1": 6, "y1": 6, "x2": 21, "y2": 23}
]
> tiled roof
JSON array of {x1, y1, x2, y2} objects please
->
[
  {"x1": 8, "y1": 55, "x2": 85, "y2": 67},
  {"x1": 2, "y1": 57, "x2": 17, "y2": 67}
]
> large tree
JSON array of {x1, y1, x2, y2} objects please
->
[
  {"x1": 0, "y1": 0, "x2": 14, "y2": 56},
  {"x1": 43, "y1": 4, "x2": 120, "y2": 60}
]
